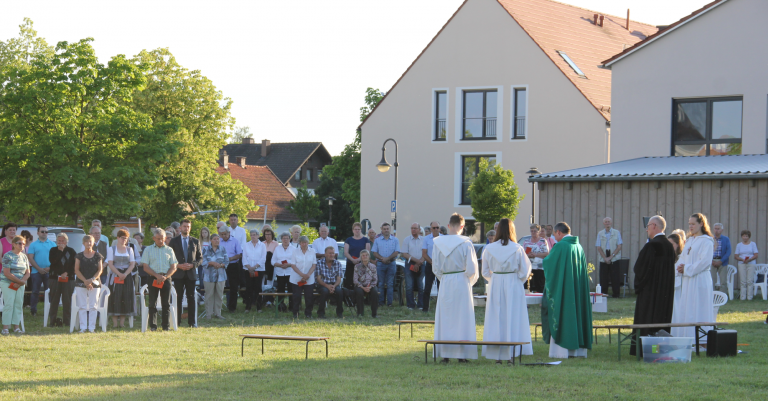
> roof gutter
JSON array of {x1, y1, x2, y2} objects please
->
[{"x1": 529, "y1": 173, "x2": 768, "y2": 183}]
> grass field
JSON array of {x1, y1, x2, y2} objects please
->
[{"x1": 1, "y1": 294, "x2": 766, "y2": 400}]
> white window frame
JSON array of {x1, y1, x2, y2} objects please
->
[
  {"x1": 431, "y1": 88, "x2": 449, "y2": 143},
  {"x1": 511, "y1": 85, "x2": 529, "y2": 141},
  {"x1": 454, "y1": 151, "x2": 503, "y2": 210},
  {"x1": 455, "y1": 86, "x2": 503, "y2": 143}
]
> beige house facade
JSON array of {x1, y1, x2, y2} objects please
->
[
  {"x1": 603, "y1": 0, "x2": 768, "y2": 161},
  {"x1": 359, "y1": 0, "x2": 656, "y2": 238}
]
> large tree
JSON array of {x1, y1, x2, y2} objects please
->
[
  {"x1": 321, "y1": 87, "x2": 384, "y2": 220},
  {"x1": 315, "y1": 172, "x2": 354, "y2": 239},
  {"x1": 130, "y1": 48, "x2": 253, "y2": 227},
  {"x1": 287, "y1": 180, "x2": 321, "y2": 223},
  {"x1": 467, "y1": 159, "x2": 523, "y2": 228},
  {"x1": 0, "y1": 38, "x2": 180, "y2": 225},
  {"x1": 0, "y1": 18, "x2": 53, "y2": 72}
]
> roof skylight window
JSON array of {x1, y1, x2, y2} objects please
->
[{"x1": 556, "y1": 50, "x2": 586, "y2": 78}]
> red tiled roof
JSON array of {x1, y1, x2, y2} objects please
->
[
  {"x1": 601, "y1": 0, "x2": 725, "y2": 67},
  {"x1": 359, "y1": 0, "x2": 657, "y2": 127},
  {"x1": 497, "y1": 0, "x2": 657, "y2": 120},
  {"x1": 215, "y1": 164, "x2": 298, "y2": 221}
]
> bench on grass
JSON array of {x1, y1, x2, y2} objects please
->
[
  {"x1": 240, "y1": 334, "x2": 329, "y2": 359},
  {"x1": 417, "y1": 340, "x2": 529, "y2": 365},
  {"x1": 259, "y1": 292, "x2": 319, "y2": 318},
  {"x1": 532, "y1": 323, "x2": 612, "y2": 344},
  {"x1": 396, "y1": 320, "x2": 435, "y2": 339},
  {"x1": 600, "y1": 322, "x2": 730, "y2": 361}
]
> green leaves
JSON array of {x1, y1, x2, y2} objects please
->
[
  {"x1": 287, "y1": 180, "x2": 321, "y2": 223},
  {"x1": 467, "y1": 160, "x2": 523, "y2": 227}
]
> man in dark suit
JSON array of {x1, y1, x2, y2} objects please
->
[{"x1": 170, "y1": 219, "x2": 203, "y2": 327}]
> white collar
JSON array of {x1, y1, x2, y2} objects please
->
[{"x1": 653, "y1": 232, "x2": 666, "y2": 238}]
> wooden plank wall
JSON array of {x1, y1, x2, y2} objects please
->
[{"x1": 537, "y1": 179, "x2": 768, "y2": 289}]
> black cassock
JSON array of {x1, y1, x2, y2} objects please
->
[{"x1": 629, "y1": 234, "x2": 676, "y2": 356}]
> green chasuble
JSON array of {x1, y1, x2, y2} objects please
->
[{"x1": 541, "y1": 236, "x2": 593, "y2": 350}]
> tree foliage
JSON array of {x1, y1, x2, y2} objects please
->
[
  {"x1": 0, "y1": 18, "x2": 53, "y2": 72},
  {"x1": 321, "y1": 87, "x2": 384, "y2": 220},
  {"x1": 315, "y1": 172, "x2": 354, "y2": 239},
  {"x1": 467, "y1": 160, "x2": 523, "y2": 227},
  {"x1": 0, "y1": 38, "x2": 180, "y2": 225},
  {"x1": 286, "y1": 180, "x2": 320, "y2": 223},
  {"x1": 229, "y1": 126, "x2": 252, "y2": 144}
]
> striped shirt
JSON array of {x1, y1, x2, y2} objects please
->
[{"x1": 142, "y1": 244, "x2": 178, "y2": 274}]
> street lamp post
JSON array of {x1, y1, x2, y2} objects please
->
[
  {"x1": 376, "y1": 138, "x2": 399, "y2": 235},
  {"x1": 526, "y1": 167, "x2": 541, "y2": 224},
  {"x1": 326, "y1": 196, "x2": 335, "y2": 234}
]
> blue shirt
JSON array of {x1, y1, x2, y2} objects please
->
[
  {"x1": 422, "y1": 234, "x2": 442, "y2": 259},
  {"x1": 220, "y1": 236, "x2": 243, "y2": 262},
  {"x1": 713, "y1": 235, "x2": 731, "y2": 265},
  {"x1": 344, "y1": 237, "x2": 370, "y2": 258},
  {"x1": 371, "y1": 235, "x2": 400, "y2": 259},
  {"x1": 27, "y1": 239, "x2": 57, "y2": 273}
]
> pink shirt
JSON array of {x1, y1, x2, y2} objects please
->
[{"x1": 0, "y1": 237, "x2": 12, "y2": 271}]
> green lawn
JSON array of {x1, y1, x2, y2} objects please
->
[{"x1": 1, "y1": 295, "x2": 766, "y2": 400}]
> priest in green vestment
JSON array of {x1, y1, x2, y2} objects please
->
[{"x1": 541, "y1": 222, "x2": 593, "y2": 358}]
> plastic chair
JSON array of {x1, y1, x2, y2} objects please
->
[
  {"x1": 0, "y1": 291, "x2": 25, "y2": 332},
  {"x1": 726, "y1": 265, "x2": 737, "y2": 300},
  {"x1": 139, "y1": 284, "x2": 178, "y2": 332},
  {"x1": 69, "y1": 287, "x2": 111, "y2": 333},
  {"x1": 754, "y1": 265, "x2": 768, "y2": 301},
  {"x1": 43, "y1": 288, "x2": 50, "y2": 327},
  {"x1": 712, "y1": 291, "x2": 727, "y2": 320}
]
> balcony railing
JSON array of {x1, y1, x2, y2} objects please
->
[
  {"x1": 514, "y1": 116, "x2": 526, "y2": 139},
  {"x1": 435, "y1": 119, "x2": 446, "y2": 140}
]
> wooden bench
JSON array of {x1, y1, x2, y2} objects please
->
[
  {"x1": 417, "y1": 340, "x2": 529, "y2": 365},
  {"x1": 240, "y1": 334, "x2": 329, "y2": 359},
  {"x1": 601, "y1": 322, "x2": 730, "y2": 361},
  {"x1": 396, "y1": 320, "x2": 435, "y2": 339},
  {"x1": 532, "y1": 323, "x2": 612, "y2": 344},
  {"x1": 259, "y1": 292, "x2": 319, "y2": 318}
]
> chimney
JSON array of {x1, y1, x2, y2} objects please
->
[
  {"x1": 242, "y1": 137, "x2": 254, "y2": 145},
  {"x1": 222, "y1": 151, "x2": 229, "y2": 170},
  {"x1": 599, "y1": 15, "x2": 604, "y2": 27},
  {"x1": 236, "y1": 156, "x2": 246, "y2": 168},
  {"x1": 593, "y1": 14, "x2": 598, "y2": 25},
  {"x1": 626, "y1": 9, "x2": 630, "y2": 30},
  {"x1": 261, "y1": 139, "x2": 271, "y2": 157}
]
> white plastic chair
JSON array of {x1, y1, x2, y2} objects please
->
[
  {"x1": 69, "y1": 287, "x2": 111, "y2": 333},
  {"x1": 712, "y1": 291, "x2": 727, "y2": 320},
  {"x1": 139, "y1": 284, "x2": 178, "y2": 332},
  {"x1": 754, "y1": 265, "x2": 768, "y2": 301},
  {"x1": 726, "y1": 265, "x2": 737, "y2": 300},
  {"x1": 0, "y1": 290, "x2": 25, "y2": 332},
  {"x1": 43, "y1": 288, "x2": 50, "y2": 327}
]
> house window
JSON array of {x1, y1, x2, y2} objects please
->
[
  {"x1": 513, "y1": 88, "x2": 527, "y2": 139},
  {"x1": 461, "y1": 155, "x2": 496, "y2": 204},
  {"x1": 294, "y1": 170, "x2": 301, "y2": 181},
  {"x1": 556, "y1": 50, "x2": 586, "y2": 78},
  {"x1": 462, "y1": 90, "x2": 497, "y2": 140},
  {"x1": 672, "y1": 97, "x2": 742, "y2": 156},
  {"x1": 435, "y1": 91, "x2": 447, "y2": 141},
  {"x1": 306, "y1": 168, "x2": 314, "y2": 182}
]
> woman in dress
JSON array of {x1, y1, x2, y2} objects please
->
[
  {"x1": 243, "y1": 229, "x2": 266, "y2": 313},
  {"x1": 668, "y1": 233, "x2": 685, "y2": 328},
  {"x1": 271, "y1": 232, "x2": 295, "y2": 312},
  {"x1": 482, "y1": 219, "x2": 533, "y2": 363},
  {"x1": 1, "y1": 236, "x2": 30, "y2": 334},
  {"x1": 290, "y1": 236, "x2": 316, "y2": 319},
  {"x1": 671, "y1": 213, "x2": 715, "y2": 341},
  {"x1": 197, "y1": 227, "x2": 212, "y2": 290},
  {"x1": 521, "y1": 224, "x2": 550, "y2": 293},
  {"x1": 353, "y1": 250, "x2": 378, "y2": 318},
  {"x1": 106, "y1": 229, "x2": 137, "y2": 328},
  {"x1": 202, "y1": 234, "x2": 228, "y2": 319},
  {"x1": 344, "y1": 222, "x2": 371, "y2": 290},
  {"x1": 74, "y1": 235, "x2": 104, "y2": 333},
  {"x1": 48, "y1": 233, "x2": 77, "y2": 327},
  {"x1": 261, "y1": 225, "x2": 277, "y2": 285}
]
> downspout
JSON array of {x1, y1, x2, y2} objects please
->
[{"x1": 605, "y1": 121, "x2": 611, "y2": 163}]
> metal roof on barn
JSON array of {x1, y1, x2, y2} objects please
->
[{"x1": 529, "y1": 154, "x2": 768, "y2": 182}]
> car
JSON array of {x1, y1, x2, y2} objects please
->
[{"x1": 15, "y1": 225, "x2": 86, "y2": 247}]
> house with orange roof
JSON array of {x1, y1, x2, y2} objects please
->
[
  {"x1": 601, "y1": 0, "x2": 767, "y2": 160},
  {"x1": 359, "y1": 0, "x2": 657, "y2": 238}
]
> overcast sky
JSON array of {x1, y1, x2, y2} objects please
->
[{"x1": 1, "y1": 0, "x2": 711, "y2": 155}]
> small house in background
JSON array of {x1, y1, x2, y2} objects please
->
[
  {"x1": 216, "y1": 157, "x2": 302, "y2": 235},
  {"x1": 221, "y1": 138, "x2": 333, "y2": 194}
]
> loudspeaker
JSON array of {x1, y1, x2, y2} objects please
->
[{"x1": 706, "y1": 329, "x2": 737, "y2": 357}]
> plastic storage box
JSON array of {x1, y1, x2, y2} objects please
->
[{"x1": 641, "y1": 337, "x2": 694, "y2": 363}]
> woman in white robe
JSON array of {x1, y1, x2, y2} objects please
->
[
  {"x1": 481, "y1": 219, "x2": 533, "y2": 363},
  {"x1": 671, "y1": 213, "x2": 715, "y2": 342}
]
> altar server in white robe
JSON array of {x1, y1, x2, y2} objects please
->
[
  {"x1": 433, "y1": 213, "x2": 479, "y2": 363},
  {"x1": 482, "y1": 218, "x2": 533, "y2": 362},
  {"x1": 671, "y1": 213, "x2": 715, "y2": 342}
]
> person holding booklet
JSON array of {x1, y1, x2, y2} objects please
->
[
  {"x1": 290, "y1": 236, "x2": 317, "y2": 319},
  {"x1": 142, "y1": 228, "x2": 178, "y2": 331},
  {"x1": 1, "y1": 236, "x2": 30, "y2": 335},
  {"x1": 48, "y1": 233, "x2": 77, "y2": 327},
  {"x1": 74, "y1": 235, "x2": 104, "y2": 333},
  {"x1": 106, "y1": 229, "x2": 137, "y2": 328}
]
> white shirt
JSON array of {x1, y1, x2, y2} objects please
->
[
  {"x1": 312, "y1": 236, "x2": 338, "y2": 259},
  {"x1": 290, "y1": 247, "x2": 316, "y2": 285},
  {"x1": 271, "y1": 244, "x2": 295, "y2": 277},
  {"x1": 106, "y1": 247, "x2": 136, "y2": 263},
  {"x1": 243, "y1": 241, "x2": 267, "y2": 271},
  {"x1": 230, "y1": 225, "x2": 247, "y2": 249},
  {"x1": 735, "y1": 241, "x2": 758, "y2": 265}
]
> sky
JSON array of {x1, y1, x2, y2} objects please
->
[{"x1": 1, "y1": 0, "x2": 712, "y2": 155}]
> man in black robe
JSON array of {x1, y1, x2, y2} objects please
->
[{"x1": 630, "y1": 215, "x2": 676, "y2": 356}]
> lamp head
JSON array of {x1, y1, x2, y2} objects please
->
[
  {"x1": 326, "y1": 196, "x2": 335, "y2": 206},
  {"x1": 376, "y1": 152, "x2": 391, "y2": 172},
  {"x1": 526, "y1": 167, "x2": 541, "y2": 176}
]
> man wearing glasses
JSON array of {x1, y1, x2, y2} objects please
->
[
  {"x1": 421, "y1": 221, "x2": 442, "y2": 312},
  {"x1": 27, "y1": 226, "x2": 56, "y2": 316}
]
